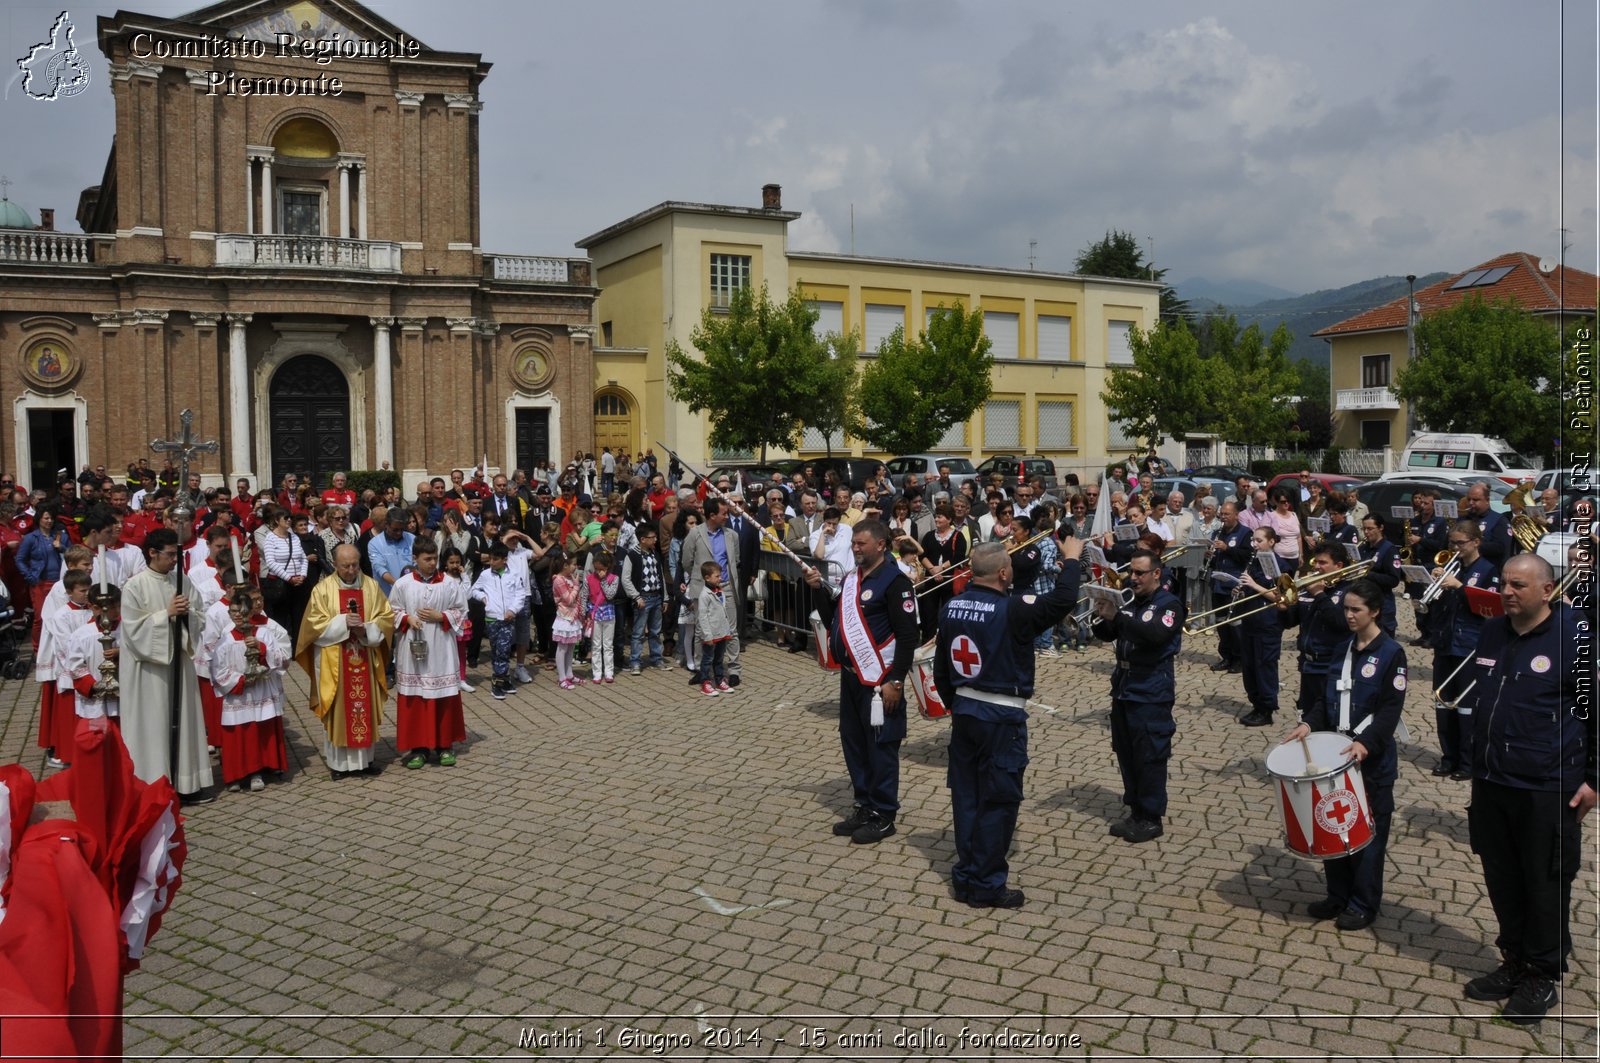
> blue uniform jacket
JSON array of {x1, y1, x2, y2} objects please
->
[
  {"x1": 815, "y1": 559, "x2": 919, "y2": 685},
  {"x1": 1477, "y1": 510, "x2": 1511, "y2": 568},
  {"x1": 1326, "y1": 522, "x2": 1359, "y2": 550},
  {"x1": 933, "y1": 562, "x2": 1080, "y2": 721},
  {"x1": 1439, "y1": 557, "x2": 1499, "y2": 656},
  {"x1": 1311, "y1": 632, "x2": 1407, "y2": 791},
  {"x1": 1210, "y1": 524, "x2": 1251, "y2": 593},
  {"x1": 1281, "y1": 585, "x2": 1347, "y2": 675},
  {"x1": 1238, "y1": 555, "x2": 1288, "y2": 632},
  {"x1": 1359, "y1": 538, "x2": 1402, "y2": 594},
  {"x1": 1468, "y1": 605, "x2": 1597, "y2": 794},
  {"x1": 1092, "y1": 587, "x2": 1183, "y2": 701}
]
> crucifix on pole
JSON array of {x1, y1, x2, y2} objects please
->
[{"x1": 150, "y1": 408, "x2": 219, "y2": 509}]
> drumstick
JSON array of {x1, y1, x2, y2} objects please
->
[{"x1": 1299, "y1": 735, "x2": 1322, "y2": 776}]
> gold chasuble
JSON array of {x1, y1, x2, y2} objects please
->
[{"x1": 295, "y1": 574, "x2": 394, "y2": 753}]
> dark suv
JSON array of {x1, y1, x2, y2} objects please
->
[
  {"x1": 804, "y1": 457, "x2": 883, "y2": 494},
  {"x1": 974, "y1": 455, "x2": 1061, "y2": 495}
]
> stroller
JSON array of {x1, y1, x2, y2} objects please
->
[{"x1": 0, "y1": 580, "x2": 28, "y2": 678}]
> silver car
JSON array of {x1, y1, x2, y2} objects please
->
[{"x1": 884, "y1": 454, "x2": 977, "y2": 493}]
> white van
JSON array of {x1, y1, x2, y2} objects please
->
[{"x1": 1397, "y1": 433, "x2": 1540, "y2": 485}]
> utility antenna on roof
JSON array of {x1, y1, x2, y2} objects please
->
[
  {"x1": 1028, "y1": 238, "x2": 1037, "y2": 271},
  {"x1": 1558, "y1": 227, "x2": 1573, "y2": 253},
  {"x1": 0, "y1": 175, "x2": 11, "y2": 199}
]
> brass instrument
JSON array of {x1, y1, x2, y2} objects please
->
[
  {"x1": 1398, "y1": 518, "x2": 1414, "y2": 564},
  {"x1": 1507, "y1": 481, "x2": 1549, "y2": 554},
  {"x1": 1418, "y1": 548, "x2": 1461, "y2": 606},
  {"x1": 1182, "y1": 560, "x2": 1373, "y2": 635},
  {"x1": 914, "y1": 527, "x2": 1053, "y2": 599},
  {"x1": 1549, "y1": 565, "x2": 1586, "y2": 604}
]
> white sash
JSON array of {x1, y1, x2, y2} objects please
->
[
  {"x1": 839, "y1": 569, "x2": 894, "y2": 685},
  {"x1": 1336, "y1": 643, "x2": 1376, "y2": 737}
]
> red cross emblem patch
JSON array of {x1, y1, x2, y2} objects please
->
[{"x1": 950, "y1": 635, "x2": 983, "y2": 678}]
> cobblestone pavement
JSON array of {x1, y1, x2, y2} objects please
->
[{"x1": 2, "y1": 607, "x2": 1595, "y2": 1061}]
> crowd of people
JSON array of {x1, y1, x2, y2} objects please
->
[{"x1": 6, "y1": 446, "x2": 1595, "y2": 1029}]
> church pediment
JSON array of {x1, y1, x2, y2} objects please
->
[{"x1": 177, "y1": 0, "x2": 428, "y2": 50}]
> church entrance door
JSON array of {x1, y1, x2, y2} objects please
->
[{"x1": 269, "y1": 354, "x2": 351, "y2": 491}]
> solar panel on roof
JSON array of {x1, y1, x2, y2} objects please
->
[
  {"x1": 1474, "y1": 265, "x2": 1513, "y2": 286},
  {"x1": 1448, "y1": 269, "x2": 1489, "y2": 289}
]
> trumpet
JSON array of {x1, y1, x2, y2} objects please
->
[
  {"x1": 1182, "y1": 560, "x2": 1373, "y2": 635},
  {"x1": 1417, "y1": 548, "x2": 1461, "y2": 606}
]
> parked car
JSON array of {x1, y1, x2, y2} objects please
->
[
  {"x1": 1185, "y1": 464, "x2": 1253, "y2": 484},
  {"x1": 706, "y1": 464, "x2": 793, "y2": 492},
  {"x1": 804, "y1": 456, "x2": 883, "y2": 494},
  {"x1": 1354, "y1": 477, "x2": 1511, "y2": 547},
  {"x1": 1151, "y1": 477, "x2": 1222, "y2": 506},
  {"x1": 884, "y1": 454, "x2": 977, "y2": 493},
  {"x1": 1266, "y1": 472, "x2": 1366, "y2": 499},
  {"x1": 973, "y1": 455, "x2": 1061, "y2": 495},
  {"x1": 1533, "y1": 467, "x2": 1597, "y2": 515},
  {"x1": 1398, "y1": 432, "x2": 1539, "y2": 485}
]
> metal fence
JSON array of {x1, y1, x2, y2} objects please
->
[{"x1": 752, "y1": 551, "x2": 843, "y2": 636}]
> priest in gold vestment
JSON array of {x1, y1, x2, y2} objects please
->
[{"x1": 296, "y1": 544, "x2": 393, "y2": 778}]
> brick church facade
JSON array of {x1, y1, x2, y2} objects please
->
[{"x1": 0, "y1": 0, "x2": 595, "y2": 492}]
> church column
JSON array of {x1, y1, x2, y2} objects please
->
[
  {"x1": 225, "y1": 314, "x2": 254, "y2": 485},
  {"x1": 260, "y1": 155, "x2": 274, "y2": 234},
  {"x1": 356, "y1": 161, "x2": 368, "y2": 240},
  {"x1": 245, "y1": 156, "x2": 255, "y2": 234},
  {"x1": 338, "y1": 162, "x2": 351, "y2": 239},
  {"x1": 371, "y1": 317, "x2": 395, "y2": 469}
]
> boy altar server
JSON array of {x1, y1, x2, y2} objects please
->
[{"x1": 390, "y1": 538, "x2": 469, "y2": 768}]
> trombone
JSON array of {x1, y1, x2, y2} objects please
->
[
  {"x1": 1417, "y1": 548, "x2": 1461, "y2": 606},
  {"x1": 1549, "y1": 564, "x2": 1587, "y2": 604},
  {"x1": 913, "y1": 526, "x2": 1053, "y2": 599},
  {"x1": 1182, "y1": 560, "x2": 1372, "y2": 635}
]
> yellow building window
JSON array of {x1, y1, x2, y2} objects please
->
[{"x1": 709, "y1": 253, "x2": 750, "y2": 308}]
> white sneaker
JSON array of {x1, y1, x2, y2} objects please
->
[
  {"x1": 515, "y1": 665, "x2": 533, "y2": 683},
  {"x1": 458, "y1": 679, "x2": 476, "y2": 693}
]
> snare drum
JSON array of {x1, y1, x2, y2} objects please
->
[
  {"x1": 1264, "y1": 731, "x2": 1374, "y2": 859},
  {"x1": 908, "y1": 640, "x2": 949, "y2": 720},
  {"x1": 809, "y1": 610, "x2": 839, "y2": 671}
]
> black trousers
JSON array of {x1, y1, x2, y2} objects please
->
[{"x1": 1469, "y1": 779, "x2": 1583, "y2": 978}]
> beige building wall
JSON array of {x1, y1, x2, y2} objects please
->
[{"x1": 1327, "y1": 330, "x2": 1407, "y2": 450}]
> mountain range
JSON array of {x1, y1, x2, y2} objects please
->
[{"x1": 1174, "y1": 273, "x2": 1452, "y2": 366}]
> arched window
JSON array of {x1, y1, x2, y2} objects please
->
[{"x1": 594, "y1": 394, "x2": 629, "y2": 417}]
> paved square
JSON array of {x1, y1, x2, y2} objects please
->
[{"x1": 3, "y1": 611, "x2": 1594, "y2": 1059}]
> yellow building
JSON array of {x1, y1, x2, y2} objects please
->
[
  {"x1": 1317, "y1": 252, "x2": 1596, "y2": 451},
  {"x1": 577, "y1": 186, "x2": 1160, "y2": 481}
]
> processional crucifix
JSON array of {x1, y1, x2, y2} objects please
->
[{"x1": 151, "y1": 408, "x2": 219, "y2": 510}]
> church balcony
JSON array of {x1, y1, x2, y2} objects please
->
[
  {"x1": 483, "y1": 254, "x2": 592, "y2": 285},
  {"x1": 0, "y1": 228, "x2": 96, "y2": 264},
  {"x1": 214, "y1": 234, "x2": 403, "y2": 273}
]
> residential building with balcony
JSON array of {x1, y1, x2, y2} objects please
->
[
  {"x1": 0, "y1": 0, "x2": 596, "y2": 492},
  {"x1": 1316, "y1": 252, "x2": 1596, "y2": 452},
  {"x1": 577, "y1": 188, "x2": 1160, "y2": 479}
]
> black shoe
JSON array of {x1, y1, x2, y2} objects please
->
[
  {"x1": 1239, "y1": 710, "x2": 1273, "y2": 727},
  {"x1": 850, "y1": 811, "x2": 896, "y2": 845},
  {"x1": 1502, "y1": 973, "x2": 1556, "y2": 1025},
  {"x1": 727, "y1": 674, "x2": 741, "y2": 688},
  {"x1": 1109, "y1": 816, "x2": 1136, "y2": 838},
  {"x1": 1431, "y1": 762, "x2": 1456, "y2": 777},
  {"x1": 180, "y1": 789, "x2": 219, "y2": 806},
  {"x1": 687, "y1": 672, "x2": 702, "y2": 686},
  {"x1": 1334, "y1": 907, "x2": 1375, "y2": 931},
  {"x1": 1464, "y1": 959, "x2": 1526, "y2": 1002},
  {"x1": 361, "y1": 762, "x2": 382, "y2": 776},
  {"x1": 491, "y1": 682, "x2": 508, "y2": 701},
  {"x1": 1123, "y1": 818, "x2": 1163, "y2": 843},
  {"x1": 1226, "y1": 664, "x2": 1242, "y2": 674},
  {"x1": 832, "y1": 806, "x2": 867, "y2": 837},
  {"x1": 950, "y1": 884, "x2": 971, "y2": 903},
  {"x1": 1209, "y1": 659, "x2": 1231, "y2": 672},
  {"x1": 1307, "y1": 898, "x2": 1344, "y2": 920},
  {"x1": 1408, "y1": 636, "x2": 1429, "y2": 647},
  {"x1": 966, "y1": 889, "x2": 1025, "y2": 910},
  {"x1": 1451, "y1": 769, "x2": 1472, "y2": 781},
  {"x1": 788, "y1": 644, "x2": 808, "y2": 654}
]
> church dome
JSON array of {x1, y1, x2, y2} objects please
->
[{"x1": 0, "y1": 198, "x2": 34, "y2": 229}]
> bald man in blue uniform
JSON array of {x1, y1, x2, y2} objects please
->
[{"x1": 934, "y1": 536, "x2": 1083, "y2": 909}]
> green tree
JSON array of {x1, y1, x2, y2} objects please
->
[
  {"x1": 665, "y1": 283, "x2": 840, "y2": 462},
  {"x1": 804, "y1": 329, "x2": 860, "y2": 457},
  {"x1": 1212, "y1": 320, "x2": 1300, "y2": 464},
  {"x1": 1099, "y1": 319, "x2": 1216, "y2": 452},
  {"x1": 1291, "y1": 359, "x2": 1333, "y2": 450},
  {"x1": 1401, "y1": 296, "x2": 1561, "y2": 464},
  {"x1": 1394, "y1": 295, "x2": 1561, "y2": 460},
  {"x1": 855, "y1": 304, "x2": 995, "y2": 455},
  {"x1": 1073, "y1": 229, "x2": 1190, "y2": 322}
]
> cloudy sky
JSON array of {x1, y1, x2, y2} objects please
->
[{"x1": 1, "y1": 0, "x2": 1594, "y2": 294}]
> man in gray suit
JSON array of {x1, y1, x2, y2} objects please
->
[{"x1": 680, "y1": 495, "x2": 742, "y2": 685}]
